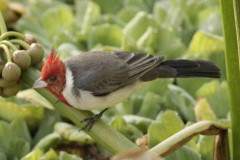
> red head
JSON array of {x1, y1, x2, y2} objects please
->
[{"x1": 33, "y1": 51, "x2": 69, "y2": 105}]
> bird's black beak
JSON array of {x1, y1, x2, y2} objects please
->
[{"x1": 32, "y1": 78, "x2": 48, "y2": 88}]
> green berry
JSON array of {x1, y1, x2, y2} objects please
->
[
  {"x1": 24, "y1": 33, "x2": 37, "y2": 44},
  {"x1": 34, "y1": 60, "x2": 43, "y2": 70},
  {"x1": 3, "y1": 83, "x2": 21, "y2": 97},
  {"x1": 2, "y1": 62, "x2": 21, "y2": 82},
  {"x1": 27, "y1": 43, "x2": 44, "y2": 65},
  {"x1": 13, "y1": 50, "x2": 31, "y2": 70},
  {"x1": 0, "y1": 78, "x2": 16, "y2": 87}
]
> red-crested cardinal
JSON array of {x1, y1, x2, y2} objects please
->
[{"x1": 33, "y1": 51, "x2": 220, "y2": 130}]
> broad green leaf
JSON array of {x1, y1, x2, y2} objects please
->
[
  {"x1": 40, "y1": 149, "x2": 58, "y2": 160},
  {"x1": 137, "y1": 27, "x2": 156, "y2": 53},
  {"x1": 117, "y1": 6, "x2": 140, "y2": 23},
  {"x1": 21, "y1": 150, "x2": 43, "y2": 160},
  {"x1": 123, "y1": 115, "x2": 153, "y2": 134},
  {"x1": 17, "y1": 89, "x2": 53, "y2": 109},
  {"x1": 198, "y1": 7, "x2": 222, "y2": 35},
  {"x1": 196, "y1": 80, "x2": 229, "y2": 118},
  {"x1": 148, "y1": 110, "x2": 185, "y2": 147},
  {"x1": 6, "y1": 138, "x2": 31, "y2": 160},
  {"x1": 138, "y1": 92, "x2": 162, "y2": 119},
  {"x1": 166, "y1": 146, "x2": 201, "y2": 160},
  {"x1": 195, "y1": 98, "x2": 217, "y2": 121},
  {"x1": 115, "y1": 100, "x2": 133, "y2": 115},
  {"x1": 42, "y1": 5, "x2": 74, "y2": 38},
  {"x1": 123, "y1": 11, "x2": 157, "y2": 42},
  {"x1": 110, "y1": 116, "x2": 143, "y2": 141},
  {"x1": 197, "y1": 136, "x2": 214, "y2": 160},
  {"x1": 187, "y1": 30, "x2": 224, "y2": 57},
  {"x1": 164, "y1": 84, "x2": 196, "y2": 121},
  {"x1": 0, "y1": 152, "x2": 6, "y2": 160},
  {"x1": 92, "y1": 0, "x2": 124, "y2": 14},
  {"x1": 33, "y1": 110, "x2": 61, "y2": 146},
  {"x1": 33, "y1": 133, "x2": 61, "y2": 152},
  {"x1": 59, "y1": 151, "x2": 83, "y2": 160},
  {"x1": 9, "y1": 119, "x2": 31, "y2": 144},
  {"x1": 88, "y1": 24, "x2": 123, "y2": 48},
  {"x1": 80, "y1": 1, "x2": 100, "y2": 36},
  {"x1": 0, "y1": 102, "x2": 22, "y2": 121},
  {"x1": 54, "y1": 122, "x2": 94, "y2": 144}
]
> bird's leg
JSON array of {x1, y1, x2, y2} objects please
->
[{"x1": 80, "y1": 108, "x2": 109, "y2": 131}]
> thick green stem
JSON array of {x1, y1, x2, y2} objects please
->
[
  {"x1": 0, "y1": 44, "x2": 12, "y2": 62},
  {"x1": 0, "y1": 12, "x2": 7, "y2": 34},
  {"x1": 21, "y1": 68, "x2": 139, "y2": 154},
  {"x1": 9, "y1": 39, "x2": 30, "y2": 49},
  {"x1": 0, "y1": 31, "x2": 25, "y2": 41},
  {"x1": 0, "y1": 40, "x2": 18, "y2": 51},
  {"x1": 219, "y1": 0, "x2": 240, "y2": 159}
]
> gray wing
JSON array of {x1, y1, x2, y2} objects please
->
[{"x1": 66, "y1": 51, "x2": 164, "y2": 96}]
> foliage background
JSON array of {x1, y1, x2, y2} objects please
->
[{"x1": 0, "y1": 0, "x2": 229, "y2": 159}]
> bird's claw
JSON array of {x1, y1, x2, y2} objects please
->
[{"x1": 80, "y1": 113, "x2": 102, "y2": 131}]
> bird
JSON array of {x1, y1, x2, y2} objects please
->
[{"x1": 32, "y1": 51, "x2": 220, "y2": 130}]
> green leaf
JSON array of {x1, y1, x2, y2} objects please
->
[
  {"x1": 195, "y1": 98, "x2": 217, "y2": 121},
  {"x1": 21, "y1": 150, "x2": 43, "y2": 160},
  {"x1": 92, "y1": 0, "x2": 124, "y2": 14},
  {"x1": 17, "y1": 89, "x2": 53, "y2": 109},
  {"x1": 54, "y1": 122, "x2": 94, "y2": 144},
  {"x1": 117, "y1": 6, "x2": 140, "y2": 23},
  {"x1": 40, "y1": 149, "x2": 58, "y2": 160},
  {"x1": 33, "y1": 133, "x2": 61, "y2": 152},
  {"x1": 196, "y1": 80, "x2": 230, "y2": 118},
  {"x1": 122, "y1": 115, "x2": 153, "y2": 134},
  {"x1": 6, "y1": 138, "x2": 31, "y2": 160},
  {"x1": 166, "y1": 146, "x2": 201, "y2": 160},
  {"x1": 42, "y1": 5, "x2": 74, "y2": 38},
  {"x1": 59, "y1": 151, "x2": 83, "y2": 160},
  {"x1": 110, "y1": 116, "x2": 143, "y2": 141},
  {"x1": 187, "y1": 30, "x2": 224, "y2": 57},
  {"x1": 9, "y1": 118, "x2": 31, "y2": 144},
  {"x1": 164, "y1": 84, "x2": 196, "y2": 121},
  {"x1": 137, "y1": 92, "x2": 162, "y2": 119},
  {"x1": 123, "y1": 11, "x2": 156, "y2": 42},
  {"x1": 33, "y1": 110, "x2": 61, "y2": 146},
  {"x1": 80, "y1": 1, "x2": 100, "y2": 37},
  {"x1": 148, "y1": 110, "x2": 185, "y2": 147},
  {"x1": 0, "y1": 152, "x2": 6, "y2": 160},
  {"x1": 88, "y1": 24, "x2": 123, "y2": 48},
  {"x1": 197, "y1": 136, "x2": 214, "y2": 160}
]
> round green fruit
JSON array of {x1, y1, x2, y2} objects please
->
[
  {"x1": 27, "y1": 43, "x2": 44, "y2": 65},
  {"x1": 0, "y1": 78, "x2": 16, "y2": 87},
  {"x1": 3, "y1": 83, "x2": 21, "y2": 97},
  {"x1": 24, "y1": 33, "x2": 37, "y2": 44},
  {"x1": 2, "y1": 62, "x2": 21, "y2": 82},
  {"x1": 13, "y1": 50, "x2": 31, "y2": 70}
]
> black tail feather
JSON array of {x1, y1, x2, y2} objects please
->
[
  {"x1": 141, "y1": 59, "x2": 220, "y2": 81},
  {"x1": 159, "y1": 60, "x2": 220, "y2": 78}
]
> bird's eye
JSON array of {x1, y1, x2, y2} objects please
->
[{"x1": 49, "y1": 75, "x2": 57, "y2": 83}]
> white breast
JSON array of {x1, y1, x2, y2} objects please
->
[{"x1": 62, "y1": 68, "x2": 144, "y2": 110}]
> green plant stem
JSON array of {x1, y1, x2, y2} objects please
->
[
  {"x1": 0, "y1": 31, "x2": 25, "y2": 41},
  {"x1": 147, "y1": 121, "x2": 228, "y2": 157},
  {"x1": 21, "y1": 68, "x2": 140, "y2": 154},
  {"x1": 9, "y1": 39, "x2": 30, "y2": 49},
  {"x1": 0, "y1": 40, "x2": 18, "y2": 51},
  {"x1": 0, "y1": 44, "x2": 12, "y2": 62},
  {"x1": 0, "y1": 12, "x2": 7, "y2": 34},
  {"x1": 219, "y1": 0, "x2": 240, "y2": 159}
]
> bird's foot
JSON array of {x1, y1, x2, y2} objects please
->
[{"x1": 80, "y1": 108, "x2": 109, "y2": 131}]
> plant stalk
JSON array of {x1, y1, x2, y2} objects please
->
[
  {"x1": 0, "y1": 12, "x2": 7, "y2": 34},
  {"x1": 21, "y1": 68, "x2": 140, "y2": 154},
  {"x1": 219, "y1": 0, "x2": 240, "y2": 159}
]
